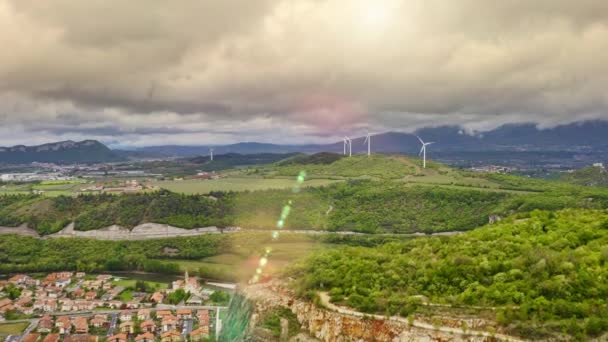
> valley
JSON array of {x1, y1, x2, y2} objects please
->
[{"x1": 2, "y1": 152, "x2": 608, "y2": 341}]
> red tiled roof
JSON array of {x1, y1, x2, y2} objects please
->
[
  {"x1": 161, "y1": 330, "x2": 181, "y2": 338},
  {"x1": 135, "y1": 332, "x2": 155, "y2": 341},
  {"x1": 190, "y1": 326, "x2": 209, "y2": 336},
  {"x1": 107, "y1": 333, "x2": 127, "y2": 342},
  {"x1": 140, "y1": 320, "x2": 156, "y2": 327},
  {"x1": 162, "y1": 316, "x2": 177, "y2": 325},
  {"x1": 38, "y1": 315, "x2": 54, "y2": 329},
  {"x1": 56, "y1": 316, "x2": 71, "y2": 325},
  {"x1": 43, "y1": 334, "x2": 60, "y2": 342},
  {"x1": 23, "y1": 334, "x2": 40, "y2": 342},
  {"x1": 73, "y1": 317, "x2": 88, "y2": 331},
  {"x1": 64, "y1": 335, "x2": 91, "y2": 342},
  {"x1": 0, "y1": 298, "x2": 12, "y2": 308},
  {"x1": 9, "y1": 274, "x2": 27, "y2": 282}
]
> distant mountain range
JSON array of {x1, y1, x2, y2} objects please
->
[
  {"x1": 0, "y1": 120, "x2": 607, "y2": 164},
  {"x1": 0, "y1": 140, "x2": 123, "y2": 164},
  {"x1": 136, "y1": 120, "x2": 608, "y2": 157}
]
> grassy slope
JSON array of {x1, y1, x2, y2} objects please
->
[
  {"x1": 269, "y1": 154, "x2": 425, "y2": 179},
  {"x1": 561, "y1": 166, "x2": 608, "y2": 187},
  {"x1": 151, "y1": 178, "x2": 339, "y2": 194}
]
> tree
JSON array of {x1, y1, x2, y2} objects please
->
[
  {"x1": 209, "y1": 291, "x2": 230, "y2": 305},
  {"x1": 5, "y1": 283, "x2": 21, "y2": 300}
]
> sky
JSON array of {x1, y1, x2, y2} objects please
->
[{"x1": 1, "y1": 0, "x2": 608, "y2": 147}]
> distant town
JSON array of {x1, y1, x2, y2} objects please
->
[{"x1": 0, "y1": 271, "x2": 230, "y2": 342}]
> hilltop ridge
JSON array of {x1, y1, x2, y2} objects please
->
[
  {"x1": 133, "y1": 120, "x2": 608, "y2": 157},
  {"x1": 268, "y1": 153, "x2": 436, "y2": 179},
  {"x1": 0, "y1": 140, "x2": 123, "y2": 164}
]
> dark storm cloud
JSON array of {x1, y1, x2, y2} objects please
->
[
  {"x1": 26, "y1": 123, "x2": 239, "y2": 137},
  {"x1": 1, "y1": 0, "x2": 608, "y2": 145}
]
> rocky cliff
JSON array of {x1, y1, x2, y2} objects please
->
[
  {"x1": 0, "y1": 222, "x2": 241, "y2": 240},
  {"x1": 242, "y1": 281, "x2": 522, "y2": 342}
]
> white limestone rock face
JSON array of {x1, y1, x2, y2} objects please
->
[{"x1": 47, "y1": 222, "x2": 240, "y2": 240}]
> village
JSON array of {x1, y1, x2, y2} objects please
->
[{"x1": 0, "y1": 272, "x2": 228, "y2": 342}]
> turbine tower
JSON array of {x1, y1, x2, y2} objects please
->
[
  {"x1": 363, "y1": 132, "x2": 372, "y2": 157},
  {"x1": 343, "y1": 137, "x2": 352, "y2": 156},
  {"x1": 416, "y1": 135, "x2": 434, "y2": 169},
  {"x1": 209, "y1": 148, "x2": 214, "y2": 161},
  {"x1": 346, "y1": 136, "x2": 352, "y2": 157}
]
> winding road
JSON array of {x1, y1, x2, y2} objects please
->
[
  {"x1": 0, "y1": 223, "x2": 464, "y2": 240},
  {"x1": 318, "y1": 292, "x2": 523, "y2": 342}
]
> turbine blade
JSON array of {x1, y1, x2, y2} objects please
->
[
  {"x1": 419, "y1": 146, "x2": 424, "y2": 156},
  {"x1": 415, "y1": 135, "x2": 424, "y2": 144}
]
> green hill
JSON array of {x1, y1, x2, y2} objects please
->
[
  {"x1": 290, "y1": 208, "x2": 608, "y2": 339},
  {"x1": 2, "y1": 173, "x2": 608, "y2": 235},
  {"x1": 268, "y1": 153, "x2": 447, "y2": 179},
  {"x1": 277, "y1": 152, "x2": 345, "y2": 165},
  {"x1": 0, "y1": 140, "x2": 123, "y2": 164},
  {"x1": 562, "y1": 166, "x2": 608, "y2": 187},
  {"x1": 2, "y1": 154, "x2": 608, "y2": 235}
]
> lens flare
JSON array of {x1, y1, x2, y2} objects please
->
[{"x1": 250, "y1": 171, "x2": 307, "y2": 283}]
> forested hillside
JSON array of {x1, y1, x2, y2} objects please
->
[
  {"x1": 289, "y1": 209, "x2": 608, "y2": 339},
  {"x1": 0, "y1": 233, "x2": 230, "y2": 274},
  {"x1": 2, "y1": 176, "x2": 608, "y2": 235},
  {"x1": 0, "y1": 190, "x2": 235, "y2": 234},
  {"x1": 0, "y1": 140, "x2": 122, "y2": 164}
]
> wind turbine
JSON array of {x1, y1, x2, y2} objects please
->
[
  {"x1": 416, "y1": 136, "x2": 434, "y2": 168},
  {"x1": 209, "y1": 148, "x2": 214, "y2": 161},
  {"x1": 346, "y1": 137, "x2": 352, "y2": 156},
  {"x1": 343, "y1": 137, "x2": 352, "y2": 156},
  {"x1": 363, "y1": 132, "x2": 372, "y2": 156}
]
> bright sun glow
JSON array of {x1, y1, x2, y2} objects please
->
[{"x1": 358, "y1": 0, "x2": 393, "y2": 33}]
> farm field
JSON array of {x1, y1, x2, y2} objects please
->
[
  {"x1": 401, "y1": 177, "x2": 533, "y2": 193},
  {"x1": 0, "y1": 183, "x2": 32, "y2": 195},
  {"x1": 112, "y1": 278, "x2": 169, "y2": 290},
  {"x1": 403, "y1": 173, "x2": 498, "y2": 187},
  {"x1": 0, "y1": 322, "x2": 29, "y2": 335},
  {"x1": 0, "y1": 174, "x2": 517, "y2": 197},
  {"x1": 0, "y1": 180, "x2": 88, "y2": 197},
  {"x1": 151, "y1": 177, "x2": 340, "y2": 194}
]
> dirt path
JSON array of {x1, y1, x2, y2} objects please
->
[{"x1": 0, "y1": 225, "x2": 39, "y2": 237}]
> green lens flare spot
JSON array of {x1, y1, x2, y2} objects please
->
[{"x1": 281, "y1": 206, "x2": 291, "y2": 219}]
